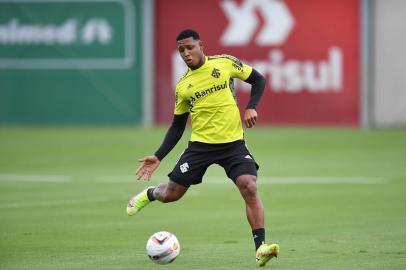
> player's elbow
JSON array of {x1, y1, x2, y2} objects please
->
[
  {"x1": 246, "y1": 69, "x2": 266, "y2": 88},
  {"x1": 257, "y1": 74, "x2": 266, "y2": 89}
]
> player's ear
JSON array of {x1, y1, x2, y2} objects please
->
[{"x1": 199, "y1": 40, "x2": 204, "y2": 51}]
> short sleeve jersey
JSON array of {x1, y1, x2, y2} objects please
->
[{"x1": 174, "y1": 54, "x2": 253, "y2": 143}]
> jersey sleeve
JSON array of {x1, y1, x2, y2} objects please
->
[
  {"x1": 224, "y1": 55, "x2": 253, "y2": 81},
  {"x1": 174, "y1": 87, "x2": 190, "y2": 115}
]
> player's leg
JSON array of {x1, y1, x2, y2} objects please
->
[
  {"x1": 127, "y1": 142, "x2": 208, "y2": 216},
  {"x1": 235, "y1": 174, "x2": 264, "y2": 232},
  {"x1": 235, "y1": 172, "x2": 279, "y2": 267},
  {"x1": 126, "y1": 180, "x2": 188, "y2": 215},
  {"x1": 220, "y1": 140, "x2": 279, "y2": 267},
  {"x1": 220, "y1": 143, "x2": 266, "y2": 250},
  {"x1": 149, "y1": 180, "x2": 188, "y2": 203},
  {"x1": 234, "y1": 171, "x2": 266, "y2": 249}
]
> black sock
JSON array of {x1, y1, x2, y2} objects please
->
[
  {"x1": 146, "y1": 187, "x2": 156, "y2": 201},
  {"x1": 252, "y1": 228, "x2": 265, "y2": 250}
]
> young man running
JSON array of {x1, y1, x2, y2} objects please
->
[{"x1": 127, "y1": 29, "x2": 279, "y2": 267}]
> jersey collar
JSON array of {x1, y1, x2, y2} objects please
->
[{"x1": 189, "y1": 56, "x2": 208, "y2": 72}]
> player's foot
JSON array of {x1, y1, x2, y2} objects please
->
[
  {"x1": 126, "y1": 186, "x2": 155, "y2": 216},
  {"x1": 256, "y1": 243, "x2": 280, "y2": 267}
]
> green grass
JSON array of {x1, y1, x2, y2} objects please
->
[{"x1": 0, "y1": 127, "x2": 406, "y2": 270}]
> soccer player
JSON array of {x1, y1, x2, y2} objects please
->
[{"x1": 127, "y1": 29, "x2": 279, "y2": 267}]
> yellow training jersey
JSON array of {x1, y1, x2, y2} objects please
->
[{"x1": 174, "y1": 54, "x2": 253, "y2": 143}]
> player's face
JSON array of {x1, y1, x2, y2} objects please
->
[{"x1": 177, "y1": 37, "x2": 204, "y2": 69}]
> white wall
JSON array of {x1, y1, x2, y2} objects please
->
[{"x1": 374, "y1": 0, "x2": 406, "y2": 127}]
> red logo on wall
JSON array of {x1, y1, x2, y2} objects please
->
[{"x1": 155, "y1": 0, "x2": 359, "y2": 125}]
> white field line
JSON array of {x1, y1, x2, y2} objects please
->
[
  {"x1": 0, "y1": 174, "x2": 71, "y2": 182},
  {"x1": 96, "y1": 175, "x2": 136, "y2": 182},
  {"x1": 207, "y1": 176, "x2": 387, "y2": 184},
  {"x1": 0, "y1": 174, "x2": 387, "y2": 185},
  {"x1": 96, "y1": 176, "x2": 387, "y2": 185},
  {"x1": 0, "y1": 198, "x2": 110, "y2": 209}
]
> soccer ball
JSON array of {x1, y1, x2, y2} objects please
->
[{"x1": 146, "y1": 231, "x2": 180, "y2": 264}]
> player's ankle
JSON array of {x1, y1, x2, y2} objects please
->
[{"x1": 147, "y1": 187, "x2": 156, "y2": 201}]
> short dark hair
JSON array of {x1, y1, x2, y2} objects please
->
[{"x1": 176, "y1": 29, "x2": 200, "y2": 41}]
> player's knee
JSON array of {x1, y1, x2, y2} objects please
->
[
  {"x1": 245, "y1": 181, "x2": 258, "y2": 197},
  {"x1": 237, "y1": 175, "x2": 258, "y2": 197},
  {"x1": 160, "y1": 191, "x2": 182, "y2": 203}
]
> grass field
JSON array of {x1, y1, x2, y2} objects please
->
[{"x1": 1, "y1": 127, "x2": 406, "y2": 270}]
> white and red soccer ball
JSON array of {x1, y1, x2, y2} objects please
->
[{"x1": 146, "y1": 231, "x2": 180, "y2": 264}]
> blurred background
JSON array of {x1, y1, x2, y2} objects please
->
[
  {"x1": 1, "y1": 1, "x2": 406, "y2": 270},
  {"x1": 0, "y1": 0, "x2": 405, "y2": 127}
]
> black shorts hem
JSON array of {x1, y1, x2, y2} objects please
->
[
  {"x1": 228, "y1": 162, "x2": 258, "y2": 183},
  {"x1": 168, "y1": 173, "x2": 202, "y2": 188}
]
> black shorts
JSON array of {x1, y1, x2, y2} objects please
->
[{"x1": 168, "y1": 140, "x2": 259, "y2": 187}]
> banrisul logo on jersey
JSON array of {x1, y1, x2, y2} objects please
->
[
  {"x1": 0, "y1": 0, "x2": 134, "y2": 69},
  {"x1": 156, "y1": 0, "x2": 360, "y2": 125}
]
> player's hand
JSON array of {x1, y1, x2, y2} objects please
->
[
  {"x1": 244, "y1": 109, "x2": 258, "y2": 128},
  {"x1": 135, "y1": 155, "x2": 160, "y2": 181}
]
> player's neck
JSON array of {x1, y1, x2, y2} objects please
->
[{"x1": 190, "y1": 55, "x2": 206, "y2": 70}]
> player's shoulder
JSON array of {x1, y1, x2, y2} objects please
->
[
  {"x1": 208, "y1": 54, "x2": 243, "y2": 68},
  {"x1": 176, "y1": 69, "x2": 191, "y2": 86}
]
